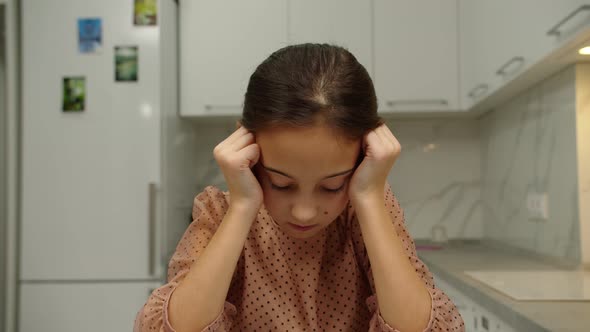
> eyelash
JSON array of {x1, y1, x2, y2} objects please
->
[{"x1": 271, "y1": 183, "x2": 345, "y2": 193}]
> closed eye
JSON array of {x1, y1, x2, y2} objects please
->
[{"x1": 270, "y1": 183, "x2": 346, "y2": 193}]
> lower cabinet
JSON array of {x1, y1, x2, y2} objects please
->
[{"x1": 433, "y1": 273, "x2": 518, "y2": 332}]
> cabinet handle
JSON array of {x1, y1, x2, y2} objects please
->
[
  {"x1": 386, "y1": 99, "x2": 448, "y2": 108},
  {"x1": 204, "y1": 104, "x2": 242, "y2": 112},
  {"x1": 547, "y1": 5, "x2": 590, "y2": 36},
  {"x1": 495, "y1": 56, "x2": 525, "y2": 77},
  {"x1": 467, "y1": 84, "x2": 489, "y2": 99},
  {"x1": 148, "y1": 182, "x2": 159, "y2": 277}
]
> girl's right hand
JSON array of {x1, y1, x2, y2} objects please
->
[{"x1": 213, "y1": 125, "x2": 263, "y2": 212}]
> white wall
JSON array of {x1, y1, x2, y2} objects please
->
[{"x1": 574, "y1": 64, "x2": 590, "y2": 265}]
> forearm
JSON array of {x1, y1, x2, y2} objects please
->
[
  {"x1": 168, "y1": 205, "x2": 257, "y2": 332},
  {"x1": 354, "y1": 193, "x2": 431, "y2": 332}
]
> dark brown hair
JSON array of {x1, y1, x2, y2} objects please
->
[{"x1": 241, "y1": 43, "x2": 383, "y2": 142}]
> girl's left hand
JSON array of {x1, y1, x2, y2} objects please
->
[{"x1": 348, "y1": 123, "x2": 401, "y2": 204}]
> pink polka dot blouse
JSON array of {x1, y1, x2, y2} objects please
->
[{"x1": 134, "y1": 184, "x2": 464, "y2": 331}]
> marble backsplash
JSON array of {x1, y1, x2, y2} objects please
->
[
  {"x1": 480, "y1": 66, "x2": 581, "y2": 263},
  {"x1": 387, "y1": 119, "x2": 483, "y2": 240}
]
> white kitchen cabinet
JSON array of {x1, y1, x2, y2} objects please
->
[
  {"x1": 500, "y1": 1, "x2": 590, "y2": 67},
  {"x1": 537, "y1": 2, "x2": 590, "y2": 49},
  {"x1": 19, "y1": 282, "x2": 162, "y2": 332},
  {"x1": 433, "y1": 273, "x2": 518, "y2": 332},
  {"x1": 458, "y1": 0, "x2": 505, "y2": 110},
  {"x1": 179, "y1": 0, "x2": 288, "y2": 116},
  {"x1": 178, "y1": 1, "x2": 590, "y2": 117},
  {"x1": 287, "y1": 0, "x2": 373, "y2": 76},
  {"x1": 459, "y1": 0, "x2": 532, "y2": 110},
  {"x1": 180, "y1": 0, "x2": 461, "y2": 116},
  {"x1": 459, "y1": 0, "x2": 590, "y2": 111},
  {"x1": 374, "y1": 0, "x2": 460, "y2": 113}
]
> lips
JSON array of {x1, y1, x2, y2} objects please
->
[{"x1": 289, "y1": 223, "x2": 318, "y2": 231}]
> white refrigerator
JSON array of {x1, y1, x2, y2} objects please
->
[
  {"x1": 1, "y1": 2, "x2": 8, "y2": 330},
  {"x1": 19, "y1": 1, "x2": 179, "y2": 331}
]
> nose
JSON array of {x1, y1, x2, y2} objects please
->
[{"x1": 291, "y1": 199, "x2": 318, "y2": 225}]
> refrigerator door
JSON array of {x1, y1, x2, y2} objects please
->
[
  {"x1": 20, "y1": 282, "x2": 164, "y2": 332},
  {"x1": 20, "y1": 0, "x2": 163, "y2": 280}
]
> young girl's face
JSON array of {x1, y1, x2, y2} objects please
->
[{"x1": 254, "y1": 125, "x2": 361, "y2": 239}]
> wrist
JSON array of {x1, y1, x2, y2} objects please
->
[
  {"x1": 350, "y1": 190, "x2": 384, "y2": 209},
  {"x1": 227, "y1": 201, "x2": 260, "y2": 219}
]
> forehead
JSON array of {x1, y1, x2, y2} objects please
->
[{"x1": 256, "y1": 125, "x2": 360, "y2": 179}]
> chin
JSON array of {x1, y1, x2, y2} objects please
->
[{"x1": 286, "y1": 229, "x2": 322, "y2": 239}]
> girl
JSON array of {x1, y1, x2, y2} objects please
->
[{"x1": 134, "y1": 44, "x2": 464, "y2": 332}]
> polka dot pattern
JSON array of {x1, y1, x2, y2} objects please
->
[{"x1": 134, "y1": 185, "x2": 464, "y2": 332}]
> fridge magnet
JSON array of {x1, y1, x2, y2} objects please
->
[
  {"x1": 115, "y1": 46, "x2": 139, "y2": 82},
  {"x1": 62, "y1": 77, "x2": 86, "y2": 112},
  {"x1": 78, "y1": 18, "x2": 102, "y2": 53},
  {"x1": 134, "y1": 0, "x2": 157, "y2": 26}
]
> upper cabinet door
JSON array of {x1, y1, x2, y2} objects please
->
[
  {"x1": 459, "y1": 0, "x2": 590, "y2": 111},
  {"x1": 374, "y1": 0, "x2": 460, "y2": 113},
  {"x1": 491, "y1": 0, "x2": 590, "y2": 70},
  {"x1": 287, "y1": 0, "x2": 373, "y2": 76},
  {"x1": 180, "y1": 0, "x2": 288, "y2": 116},
  {"x1": 458, "y1": 0, "x2": 500, "y2": 110},
  {"x1": 536, "y1": 1, "x2": 590, "y2": 49}
]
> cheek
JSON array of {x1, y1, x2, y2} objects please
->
[
  {"x1": 326, "y1": 193, "x2": 350, "y2": 216},
  {"x1": 261, "y1": 188, "x2": 286, "y2": 218}
]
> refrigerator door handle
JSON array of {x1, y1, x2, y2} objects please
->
[{"x1": 148, "y1": 182, "x2": 159, "y2": 277}]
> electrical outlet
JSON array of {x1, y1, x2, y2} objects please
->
[{"x1": 526, "y1": 191, "x2": 549, "y2": 221}]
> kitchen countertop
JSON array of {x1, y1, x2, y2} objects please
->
[{"x1": 415, "y1": 239, "x2": 590, "y2": 332}]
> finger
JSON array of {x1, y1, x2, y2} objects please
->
[
  {"x1": 223, "y1": 126, "x2": 249, "y2": 146},
  {"x1": 364, "y1": 129, "x2": 381, "y2": 154},
  {"x1": 377, "y1": 124, "x2": 400, "y2": 151},
  {"x1": 230, "y1": 131, "x2": 255, "y2": 151},
  {"x1": 381, "y1": 124, "x2": 398, "y2": 144},
  {"x1": 370, "y1": 126, "x2": 389, "y2": 152},
  {"x1": 375, "y1": 125, "x2": 389, "y2": 144},
  {"x1": 383, "y1": 126, "x2": 401, "y2": 152}
]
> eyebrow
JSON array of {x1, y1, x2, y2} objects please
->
[{"x1": 262, "y1": 164, "x2": 354, "y2": 179}]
